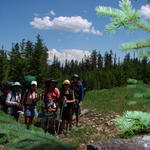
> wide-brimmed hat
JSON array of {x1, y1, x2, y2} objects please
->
[{"x1": 12, "y1": 82, "x2": 22, "y2": 87}]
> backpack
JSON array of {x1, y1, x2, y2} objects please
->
[
  {"x1": 22, "y1": 75, "x2": 37, "y2": 92},
  {"x1": 81, "y1": 80, "x2": 87, "y2": 97},
  {"x1": 0, "y1": 82, "x2": 12, "y2": 108}
]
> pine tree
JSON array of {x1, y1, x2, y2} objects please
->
[
  {"x1": 9, "y1": 43, "x2": 24, "y2": 82},
  {"x1": 24, "y1": 40, "x2": 35, "y2": 75},
  {"x1": 0, "y1": 49, "x2": 8, "y2": 83},
  {"x1": 97, "y1": 52, "x2": 103, "y2": 69},
  {"x1": 32, "y1": 35, "x2": 48, "y2": 85},
  {"x1": 90, "y1": 50, "x2": 97, "y2": 69},
  {"x1": 49, "y1": 55, "x2": 62, "y2": 80},
  {"x1": 95, "y1": 0, "x2": 150, "y2": 57}
]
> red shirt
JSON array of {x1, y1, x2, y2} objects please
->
[{"x1": 44, "y1": 88, "x2": 60, "y2": 102}]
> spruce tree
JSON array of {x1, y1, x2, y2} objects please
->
[
  {"x1": 0, "y1": 50, "x2": 8, "y2": 83},
  {"x1": 32, "y1": 35, "x2": 48, "y2": 85},
  {"x1": 97, "y1": 52, "x2": 103, "y2": 69},
  {"x1": 24, "y1": 40, "x2": 35, "y2": 75},
  {"x1": 9, "y1": 43, "x2": 24, "y2": 82},
  {"x1": 95, "y1": 0, "x2": 150, "y2": 57}
]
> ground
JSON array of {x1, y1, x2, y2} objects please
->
[{"x1": 59, "y1": 109, "x2": 121, "y2": 150}]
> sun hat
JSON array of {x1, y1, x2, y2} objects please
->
[{"x1": 13, "y1": 82, "x2": 22, "y2": 87}]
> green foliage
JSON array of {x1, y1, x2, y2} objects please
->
[
  {"x1": 120, "y1": 39, "x2": 150, "y2": 52},
  {"x1": 9, "y1": 43, "x2": 25, "y2": 82},
  {"x1": 127, "y1": 78, "x2": 150, "y2": 106},
  {"x1": 95, "y1": 0, "x2": 150, "y2": 55},
  {"x1": 127, "y1": 78, "x2": 138, "y2": 84},
  {"x1": 1, "y1": 36, "x2": 150, "y2": 90},
  {"x1": 0, "y1": 50, "x2": 8, "y2": 84},
  {"x1": 116, "y1": 111, "x2": 150, "y2": 137},
  {"x1": 0, "y1": 111, "x2": 75, "y2": 150},
  {"x1": 83, "y1": 86, "x2": 144, "y2": 113},
  {"x1": 96, "y1": 0, "x2": 141, "y2": 32}
]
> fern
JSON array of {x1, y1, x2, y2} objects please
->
[{"x1": 116, "y1": 111, "x2": 150, "y2": 137}]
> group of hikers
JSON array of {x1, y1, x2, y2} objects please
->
[{"x1": 0, "y1": 74, "x2": 86, "y2": 135}]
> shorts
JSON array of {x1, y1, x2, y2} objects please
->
[
  {"x1": 43, "y1": 113, "x2": 57, "y2": 125},
  {"x1": 73, "y1": 101, "x2": 81, "y2": 116},
  {"x1": 24, "y1": 108, "x2": 36, "y2": 117},
  {"x1": 61, "y1": 107, "x2": 73, "y2": 121}
]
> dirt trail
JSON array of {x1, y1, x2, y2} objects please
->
[{"x1": 60, "y1": 109, "x2": 121, "y2": 149}]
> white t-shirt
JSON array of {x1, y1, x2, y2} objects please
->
[{"x1": 6, "y1": 91, "x2": 21, "y2": 106}]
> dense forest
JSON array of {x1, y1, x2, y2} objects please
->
[{"x1": 0, "y1": 35, "x2": 150, "y2": 90}]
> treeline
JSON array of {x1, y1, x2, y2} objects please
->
[{"x1": 0, "y1": 35, "x2": 150, "y2": 90}]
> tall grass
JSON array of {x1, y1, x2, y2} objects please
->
[
  {"x1": 0, "y1": 111, "x2": 75, "y2": 150},
  {"x1": 83, "y1": 86, "x2": 149, "y2": 114}
]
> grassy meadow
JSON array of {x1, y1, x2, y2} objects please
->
[
  {"x1": 83, "y1": 86, "x2": 150, "y2": 114},
  {"x1": 1, "y1": 85, "x2": 150, "y2": 149},
  {"x1": 0, "y1": 111, "x2": 75, "y2": 150}
]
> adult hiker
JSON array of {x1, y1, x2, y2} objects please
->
[
  {"x1": 42, "y1": 79, "x2": 60, "y2": 134},
  {"x1": 60, "y1": 80, "x2": 75, "y2": 134},
  {"x1": 23, "y1": 81, "x2": 39, "y2": 129},
  {"x1": 5, "y1": 82, "x2": 22, "y2": 121},
  {"x1": 42, "y1": 92, "x2": 57, "y2": 135},
  {"x1": 71, "y1": 74, "x2": 84, "y2": 127},
  {"x1": 44, "y1": 79, "x2": 60, "y2": 105}
]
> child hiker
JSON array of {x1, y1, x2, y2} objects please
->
[{"x1": 42, "y1": 93, "x2": 57, "y2": 135}]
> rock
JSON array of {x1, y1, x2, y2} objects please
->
[{"x1": 87, "y1": 138, "x2": 150, "y2": 150}]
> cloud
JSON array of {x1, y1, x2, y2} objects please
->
[
  {"x1": 140, "y1": 5, "x2": 150, "y2": 19},
  {"x1": 49, "y1": 10, "x2": 56, "y2": 16},
  {"x1": 30, "y1": 16, "x2": 102, "y2": 35},
  {"x1": 47, "y1": 48, "x2": 91, "y2": 65}
]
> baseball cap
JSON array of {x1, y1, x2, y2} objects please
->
[{"x1": 31, "y1": 81, "x2": 37, "y2": 86}]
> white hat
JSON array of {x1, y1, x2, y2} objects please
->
[
  {"x1": 13, "y1": 82, "x2": 22, "y2": 87},
  {"x1": 31, "y1": 81, "x2": 37, "y2": 86}
]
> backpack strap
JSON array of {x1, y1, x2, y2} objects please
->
[{"x1": 10, "y1": 91, "x2": 17, "y2": 102}]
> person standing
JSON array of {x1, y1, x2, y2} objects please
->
[
  {"x1": 23, "y1": 81, "x2": 39, "y2": 129},
  {"x1": 71, "y1": 74, "x2": 84, "y2": 127},
  {"x1": 44, "y1": 79, "x2": 60, "y2": 105},
  {"x1": 42, "y1": 79, "x2": 60, "y2": 134},
  {"x1": 60, "y1": 80, "x2": 75, "y2": 133},
  {"x1": 5, "y1": 82, "x2": 22, "y2": 121},
  {"x1": 42, "y1": 93, "x2": 57, "y2": 135}
]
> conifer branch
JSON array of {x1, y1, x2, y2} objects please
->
[
  {"x1": 130, "y1": 20, "x2": 150, "y2": 32},
  {"x1": 95, "y1": 0, "x2": 150, "y2": 53},
  {"x1": 120, "y1": 39, "x2": 150, "y2": 50}
]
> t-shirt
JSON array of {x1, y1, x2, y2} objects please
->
[
  {"x1": 44, "y1": 88, "x2": 60, "y2": 102},
  {"x1": 43, "y1": 101, "x2": 57, "y2": 109},
  {"x1": 23, "y1": 90, "x2": 38, "y2": 106},
  {"x1": 6, "y1": 91, "x2": 21, "y2": 106}
]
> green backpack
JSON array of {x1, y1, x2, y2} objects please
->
[{"x1": 23, "y1": 75, "x2": 37, "y2": 91}]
